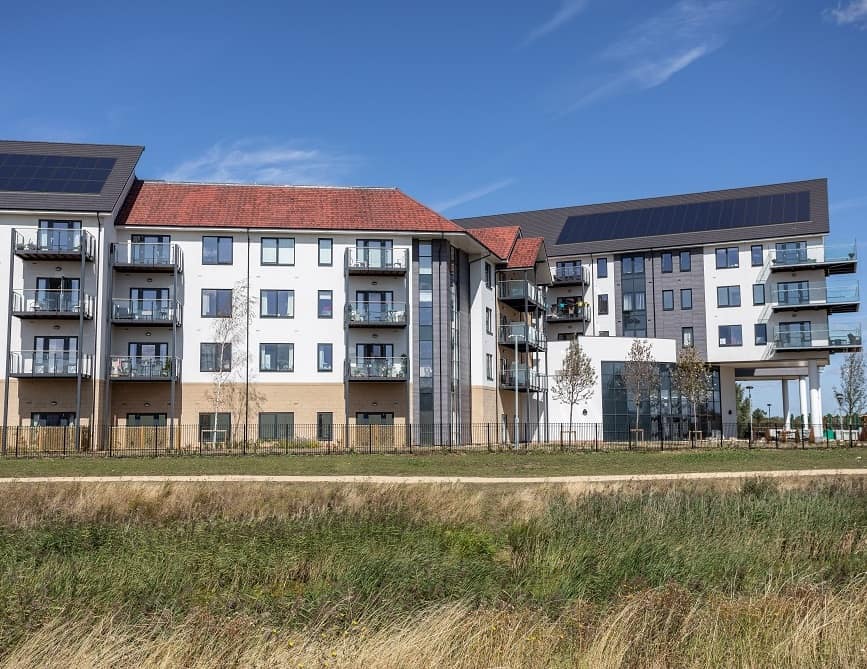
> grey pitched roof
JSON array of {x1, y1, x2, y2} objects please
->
[
  {"x1": 455, "y1": 178, "x2": 829, "y2": 257},
  {"x1": 0, "y1": 140, "x2": 143, "y2": 213}
]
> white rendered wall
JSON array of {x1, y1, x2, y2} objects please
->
[{"x1": 468, "y1": 258, "x2": 497, "y2": 388}]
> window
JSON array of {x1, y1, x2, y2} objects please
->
[
  {"x1": 259, "y1": 343, "x2": 293, "y2": 372},
  {"x1": 599, "y1": 330, "x2": 609, "y2": 337},
  {"x1": 754, "y1": 323, "x2": 768, "y2": 346},
  {"x1": 556, "y1": 260, "x2": 582, "y2": 281},
  {"x1": 679, "y1": 250, "x2": 691, "y2": 272},
  {"x1": 318, "y1": 238, "x2": 332, "y2": 266},
  {"x1": 662, "y1": 290, "x2": 674, "y2": 311},
  {"x1": 317, "y1": 343, "x2": 333, "y2": 372},
  {"x1": 201, "y1": 289, "x2": 232, "y2": 317},
  {"x1": 260, "y1": 289, "x2": 294, "y2": 318},
  {"x1": 717, "y1": 285, "x2": 741, "y2": 308},
  {"x1": 661, "y1": 253, "x2": 673, "y2": 273},
  {"x1": 259, "y1": 412, "x2": 294, "y2": 440},
  {"x1": 261, "y1": 237, "x2": 294, "y2": 265},
  {"x1": 598, "y1": 293, "x2": 609, "y2": 315},
  {"x1": 681, "y1": 288, "x2": 693, "y2": 310},
  {"x1": 718, "y1": 325, "x2": 743, "y2": 347},
  {"x1": 715, "y1": 247, "x2": 739, "y2": 269},
  {"x1": 776, "y1": 241, "x2": 808, "y2": 264},
  {"x1": 484, "y1": 262, "x2": 492, "y2": 289},
  {"x1": 202, "y1": 236, "x2": 232, "y2": 265},
  {"x1": 622, "y1": 291, "x2": 646, "y2": 312},
  {"x1": 199, "y1": 412, "x2": 230, "y2": 443},
  {"x1": 751, "y1": 244, "x2": 763, "y2": 267},
  {"x1": 621, "y1": 255, "x2": 645, "y2": 274},
  {"x1": 317, "y1": 412, "x2": 333, "y2": 440},
  {"x1": 752, "y1": 284, "x2": 765, "y2": 306},
  {"x1": 318, "y1": 290, "x2": 333, "y2": 318},
  {"x1": 682, "y1": 327, "x2": 694, "y2": 347},
  {"x1": 200, "y1": 343, "x2": 231, "y2": 372},
  {"x1": 485, "y1": 307, "x2": 493, "y2": 334},
  {"x1": 597, "y1": 257, "x2": 608, "y2": 278},
  {"x1": 486, "y1": 354, "x2": 494, "y2": 380},
  {"x1": 777, "y1": 280, "x2": 809, "y2": 306}
]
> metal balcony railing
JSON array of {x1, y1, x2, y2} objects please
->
[
  {"x1": 769, "y1": 243, "x2": 857, "y2": 274},
  {"x1": 109, "y1": 356, "x2": 179, "y2": 381},
  {"x1": 11, "y1": 290, "x2": 94, "y2": 318},
  {"x1": 500, "y1": 366, "x2": 546, "y2": 391},
  {"x1": 548, "y1": 303, "x2": 591, "y2": 321},
  {"x1": 771, "y1": 284, "x2": 860, "y2": 308},
  {"x1": 346, "y1": 301, "x2": 407, "y2": 326},
  {"x1": 772, "y1": 325, "x2": 862, "y2": 351},
  {"x1": 498, "y1": 323, "x2": 547, "y2": 350},
  {"x1": 552, "y1": 264, "x2": 589, "y2": 284},
  {"x1": 8, "y1": 351, "x2": 93, "y2": 378},
  {"x1": 13, "y1": 229, "x2": 95, "y2": 258},
  {"x1": 347, "y1": 356, "x2": 408, "y2": 381},
  {"x1": 346, "y1": 248, "x2": 408, "y2": 273},
  {"x1": 111, "y1": 299, "x2": 182, "y2": 325},
  {"x1": 497, "y1": 280, "x2": 545, "y2": 308},
  {"x1": 111, "y1": 242, "x2": 183, "y2": 271}
]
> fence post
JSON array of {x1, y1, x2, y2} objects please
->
[
  {"x1": 486, "y1": 423, "x2": 491, "y2": 450},
  {"x1": 774, "y1": 424, "x2": 779, "y2": 448},
  {"x1": 559, "y1": 424, "x2": 563, "y2": 451},
  {"x1": 594, "y1": 423, "x2": 599, "y2": 452},
  {"x1": 14, "y1": 426, "x2": 19, "y2": 458}
]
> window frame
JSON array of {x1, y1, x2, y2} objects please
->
[
  {"x1": 485, "y1": 307, "x2": 493, "y2": 335},
  {"x1": 259, "y1": 289, "x2": 294, "y2": 318},
  {"x1": 484, "y1": 262, "x2": 492, "y2": 289},
  {"x1": 754, "y1": 323, "x2": 768, "y2": 346},
  {"x1": 317, "y1": 343, "x2": 333, "y2": 372},
  {"x1": 718, "y1": 325, "x2": 743, "y2": 347},
  {"x1": 680, "y1": 288, "x2": 693, "y2": 310},
  {"x1": 682, "y1": 327, "x2": 694, "y2": 348},
  {"x1": 202, "y1": 236, "x2": 233, "y2": 265},
  {"x1": 597, "y1": 293, "x2": 609, "y2": 315},
  {"x1": 486, "y1": 353, "x2": 494, "y2": 381},
  {"x1": 318, "y1": 238, "x2": 333, "y2": 266},
  {"x1": 201, "y1": 288, "x2": 233, "y2": 318},
  {"x1": 715, "y1": 247, "x2": 739, "y2": 269},
  {"x1": 717, "y1": 285, "x2": 741, "y2": 308},
  {"x1": 200, "y1": 342, "x2": 232, "y2": 372},
  {"x1": 259, "y1": 342, "x2": 294, "y2": 373},
  {"x1": 661, "y1": 252, "x2": 673, "y2": 273},
  {"x1": 751, "y1": 244, "x2": 764, "y2": 267},
  {"x1": 679, "y1": 250, "x2": 691, "y2": 272},
  {"x1": 662, "y1": 289, "x2": 674, "y2": 311},
  {"x1": 752, "y1": 283, "x2": 765, "y2": 306},
  {"x1": 317, "y1": 290, "x2": 333, "y2": 319},
  {"x1": 199, "y1": 412, "x2": 231, "y2": 443},
  {"x1": 258, "y1": 412, "x2": 294, "y2": 441},
  {"x1": 596, "y1": 257, "x2": 608, "y2": 278},
  {"x1": 317, "y1": 412, "x2": 334, "y2": 440},
  {"x1": 260, "y1": 237, "x2": 295, "y2": 266}
]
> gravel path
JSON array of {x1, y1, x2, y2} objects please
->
[{"x1": 0, "y1": 469, "x2": 864, "y2": 485}]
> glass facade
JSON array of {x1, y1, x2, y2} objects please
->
[
  {"x1": 619, "y1": 254, "x2": 646, "y2": 337},
  {"x1": 418, "y1": 241, "x2": 434, "y2": 431}
]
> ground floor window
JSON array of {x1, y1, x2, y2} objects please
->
[
  {"x1": 199, "y1": 412, "x2": 231, "y2": 443},
  {"x1": 126, "y1": 413, "x2": 167, "y2": 427},
  {"x1": 258, "y1": 412, "x2": 294, "y2": 440},
  {"x1": 317, "y1": 412, "x2": 333, "y2": 440},
  {"x1": 30, "y1": 412, "x2": 75, "y2": 427}
]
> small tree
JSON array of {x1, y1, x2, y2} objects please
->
[
  {"x1": 735, "y1": 383, "x2": 751, "y2": 428},
  {"x1": 833, "y1": 353, "x2": 866, "y2": 427},
  {"x1": 552, "y1": 338, "x2": 597, "y2": 426},
  {"x1": 622, "y1": 339, "x2": 661, "y2": 430},
  {"x1": 671, "y1": 346, "x2": 713, "y2": 433}
]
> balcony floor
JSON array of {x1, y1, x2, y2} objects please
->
[
  {"x1": 112, "y1": 262, "x2": 180, "y2": 273},
  {"x1": 12, "y1": 311, "x2": 91, "y2": 320}
]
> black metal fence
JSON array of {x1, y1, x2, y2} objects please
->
[{"x1": 0, "y1": 421, "x2": 864, "y2": 458}]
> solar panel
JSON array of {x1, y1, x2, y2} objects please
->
[
  {"x1": 0, "y1": 153, "x2": 116, "y2": 194},
  {"x1": 556, "y1": 190, "x2": 812, "y2": 245}
]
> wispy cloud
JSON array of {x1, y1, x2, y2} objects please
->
[
  {"x1": 825, "y1": 0, "x2": 867, "y2": 28},
  {"x1": 830, "y1": 194, "x2": 867, "y2": 213},
  {"x1": 567, "y1": 1, "x2": 746, "y2": 111},
  {"x1": 160, "y1": 139, "x2": 356, "y2": 185},
  {"x1": 522, "y1": 0, "x2": 589, "y2": 46},
  {"x1": 432, "y1": 179, "x2": 516, "y2": 213}
]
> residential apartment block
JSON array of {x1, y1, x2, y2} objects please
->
[{"x1": 0, "y1": 140, "x2": 858, "y2": 448}]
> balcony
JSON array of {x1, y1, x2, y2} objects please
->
[
  {"x1": 110, "y1": 356, "x2": 179, "y2": 381},
  {"x1": 11, "y1": 290, "x2": 94, "y2": 319},
  {"x1": 552, "y1": 264, "x2": 589, "y2": 286},
  {"x1": 347, "y1": 356, "x2": 408, "y2": 381},
  {"x1": 547, "y1": 302, "x2": 591, "y2": 323},
  {"x1": 770, "y1": 284, "x2": 860, "y2": 315},
  {"x1": 769, "y1": 243, "x2": 857, "y2": 276},
  {"x1": 8, "y1": 351, "x2": 93, "y2": 378},
  {"x1": 13, "y1": 229, "x2": 95, "y2": 261},
  {"x1": 772, "y1": 325, "x2": 862, "y2": 353},
  {"x1": 499, "y1": 323, "x2": 547, "y2": 352},
  {"x1": 500, "y1": 366, "x2": 546, "y2": 392},
  {"x1": 111, "y1": 299, "x2": 182, "y2": 326},
  {"x1": 346, "y1": 248, "x2": 408, "y2": 275},
  {"x1": 347, "y1": 302, "x2": 407, "y2": 327},
  {"x1": 111, "y1": 242, "x2": 183, "y2": 272},
  {"x1": 497, "y1": 280, "x2": 546, "y2": 312}
]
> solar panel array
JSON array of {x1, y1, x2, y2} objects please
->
[
  {"x1": 556, "y1": 190, "x2": 810, "y2": 245},
  {"x1": 0, "y1": 153, "x2": 117, "y2": 194}
]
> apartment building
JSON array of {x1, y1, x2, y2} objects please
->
[{"x1": 458, "y1": 178, "x2": 861, "y2": 438}]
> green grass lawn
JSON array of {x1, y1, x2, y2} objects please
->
[{"x1": 1, "y1": 445, "x2": 865, "y2": 477}]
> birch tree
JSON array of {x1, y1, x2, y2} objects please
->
[
  {"x1": 551, "y1": 338, "x2": 597, "y2": 425},
  {"x1": 834, "y1": 352, "x2": 866, "y2": 427},
  {"x1": 671, "y1": 346, "x2": 713, "y2": 432},
  {"x1": 622, "y1": 339, "x2": 660, "y2": 430}
]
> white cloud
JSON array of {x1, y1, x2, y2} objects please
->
[
  {"x1": 826, "y1": 0, "x2": 867, "y2": 27},
  {"x1": 432, "y1": 179, "x2": 516, "y2": 213},
  {"x1": 160, "y1": 139, "x2": 356, "y2": 185},
  {"x1": 523, "y1": 0, "x2": 589, "y2": 46},
  {"x1": 567, "y1": 1, "x2": 745, "y2": 110},
  {"x1": 830, "y1": 194, "x2": 867, "y2": 212}
]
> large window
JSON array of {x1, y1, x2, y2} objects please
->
[
  {"x1": 259, "y1": 412, "x2": 294, "y2": 440},
  {"x1": 681, "y1": 288, "x2": 693, "y2": 310},
  {"x1": 715, "y1": 247, "x2": 739, "y2": 269},
  {"x1": 753, "y1": 284, "x2": 765, "y2": 305},
  {"x1": 662, "y1": 290, "x2": 674, "y2": 311},
  {"x1": 261, "y1": 237, "x2": 295, "y2": 265},
  {"x1": 201, "y1": 289, "x2": 232, "y2": 317},
  {"x1": 318, "y1": 290, "x2": 333, "y2": 318},
  {"x1": 598, "y1": 293, "x2": 609, "y2": 315},
  {"x1": 200, "y1": 343, "x2": 231, "y2": 372},
  {"x1": 199, "y1": 412, "x2": 230, "y2": 443},
  {"x1": 259, "y1": 343, "x2": 293, "y2": 372},
  {"x1": 754, "y1": 323, "x2": 768, "y2": 346},
  {"x1": 260, "y1": 289, "x2": 294, "y2": 318},
  {"x1": 597, "y1": 257, "x2": 608, "y2": 278},
  {"x1": 679, "y1": 250, "x2": 691, "y2": 272},
  {"x1": 661, "y1": 253, "x2": 673, "y2": 273},
  {"x1": 318, "y1": 238, "x2": 332, "y2": 266},
  {"x1": 317, "y1": 412, "x2": 333, "y2": 440},
  {"x1": 556, "y1": 260, "x2": 582, "y2": 280},
  {"x1": 718, "y1": 325, "x2": 743, "y2": 347},
  {"x1": 202, "y1": 236, "x2": 233, "y2": 265},
  {"x1": 777, "y1": 280, "x2": 810, "y2": 306},
  {"x1": 318, "y1": 343, "x2": 333, "y2": 372},
  {"x1": 622, "y1": 291, "x2": 646, "y2": 312},
  {"x1": 751, "y1": 244, "x2": 764, "y2": 267},
  {"x1": 717, "y1": 285, "x2": 741, "y2": 308},
  {"x1": 621, "y1": 255, "x2": 645, "y2": 275}
]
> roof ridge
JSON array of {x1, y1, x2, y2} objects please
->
[{"x1": 140, "y1": 179, "x2": 398, "y2": 191}]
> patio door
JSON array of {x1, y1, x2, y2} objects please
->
[
  {"x1": 31, "y1": 412, "x2": 75, "y2": 427},
  {"x1": 128, "y1": 342, "x2": 169, "y2": 378},
  {"x1": 36, "y1": 277, "x2": 79, "y2": 311},
  {"x1": 38, "y1": 220, "x2": 80, "y2": 251},
  {"x1": 776, "y1": 241, "x2": 807, "y2": 264},
  {"x1": 356, "y1": 412, "x2": 394, "y2": 448},
  {"x1": 131, "y1": 234, "x2": 170, "y2": 263},
  {"x1": 130, "y1": 287, "x2": 169, "y2": 318},
  {"x1": 778, "y1": 321, "x2": 811, "y2": 347},
  {"x1": 356, "y1": 290, "x2": 393, "y2": 321},
  {"x1": 33, "y1": 336, "x2": 77, "y2": 374},
  {"x1": 356, "y1": 239, "x2": 393, "y2": 268}
]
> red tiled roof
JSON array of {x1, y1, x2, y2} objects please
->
[
  {"x1": 507, "y1": 237, "x2": 544, "y2": 269},
  {"x1": 116, "y1": 180, "x2": 466, "y2": 233},
  {"x1": 465, "y1": 225, "x2": 520, "y2": 260}
]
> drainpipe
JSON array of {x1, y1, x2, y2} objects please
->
[
  {"x1": 2, "y1": 229, "x2": 15, "y2": 454},
  {"x1": 245, "y1": 230, "x2": 251, "y2": 443}
]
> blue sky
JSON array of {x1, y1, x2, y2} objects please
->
[{"x1": 2, "y1": 0, "x2": 866, "y2": 414}]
